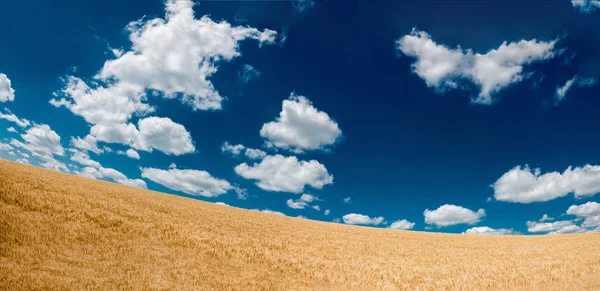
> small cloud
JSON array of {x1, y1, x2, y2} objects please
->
[
  {"x1": 6, "y1": 127, "x2": 16, "y2": 133},
  {"x1": 292, "y1": 0, "x2": 316, "y2": 14},
  {"x1": 343, "y1": 197, "x2": 351, "y2": 203},
  {"x1": 324, "y1": 209, "x2": 330, "y2": 216},
  {"x1": 238, "y1": 64, "x2": 261, "y2": 83}
]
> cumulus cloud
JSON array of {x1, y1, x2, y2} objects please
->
[
  {"x1": 141, "y1": 166, "x2": 236, "y2": 197},
  {"x1": 424, "y1": 204, "x2": 486, "y2": 227},
  {"x1": 388, "y1": 219, "x2": 416, "y2": 230},
  {"x1": 286, "y1": 193, "x2": 319, "y2": 210},
  {"x1": 90, "y1": 117, "x2": 195, "y2": 155},
  {"x1": 221, "y1": 142, "x2": 246, "y2": 155},
  {"x1": 235, "y1": 154, "x2": 333, "y2": 193},
  {"x1": 11, "y1": 124, "x2": 65, "y2": 162},
  {"x1": 126, "y1": 149, "x2": 140, "y2": 159},
  {"x1": 324, "y1": 209, "x2": 331, "y2": 215},
  {"x1": 254, "y1": 209, "x2": 286, "y2": 216},
  {"x1": 260, "y1": 94, "x2": 342, "y2": 153},
  {"x1": 526, "y1": 220, "x2": 588, "y2": 234},
  {"x1": 463, "y1": 226, "x2": 519, "y2": 235},
  {"x1": 70, "y1": 135, "x2": 103, "y2": 154},
  {"x1": 397, "y1": 29, "x2": 556, "y2": 104},
  {"x1": 215, "y1": 202, "x2": 230, "y2": 206},
  {"x1": 16, "y1": 158, "x2": 29, "y2": 164},
  {"x1": 539, "y1": 214, "x2": 554, "y2": 222},
  {"x1": 493, "y1": 165, "x2": 600, "y2": 203},
  {"x1": 0, "y1": 108, "x2": 30, "y2": 127},
  {"x1": 69, "y1": 149, "x2": 101, "y2": 169},
  {"x1": 343, "y1": 213, "x2": 385, "y2": 226},
  {"x1": 554, "y1": 76, "x2": 597, "y2": 103},
  {"x1": 0, "y1": 73, "x2": 15, "y2": 102},
  {"x1": 7, "y1": 127, "x2": 17, "y2": 133},
  {"x1": 79, "y1": 166, "x2": 146, "y2": 188},
  {"x1": 238, "y1": 64, "x2": 261, "y2": 83},
  {"x1": 566, "y1": 202, "x2": 600, "y2": 229},
  {"x1": 572, "y1": 0, "x2": 600, "y2": 12},
  {"x1": 244, "y1": 148, "x2": 267, "y2": 160}
]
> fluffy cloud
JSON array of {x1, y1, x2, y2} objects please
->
[
  {"x1": 286, "y1": 193, "x2": 319, "y2": 210},
  {"x1": 388, "y1": 219, "x2": 416, "y2": 230},
  {"x1": 95, "y1": 0, "x2": 276, "y2": 111},
  {"x1": 244, "y1": 148, "x2": 267, "y2": 160},
  {"x1": 0, "y1": 142, "x2": 14, "y2": 151},
  {"x1": 215, "y1": 202, "x2": 230, "y2": 206},
  {"x1": 0, "y1": 108, "x2": 30, "y2": 127},
  {"x1": 324, "y1": 209, "x2": 331, "y2": 215},
  {"x1": 526, "y1": 220, "x2": 575, "y2": 233},
  {"x1": 555, "y1": 76, "x2": 597, "y2": 103},
  {"x1": 342, "y1": 213, "x2": 385, "y2": 226},
  {"x1": 238, "y1": 64, "x2": 261, "y2": 83},
  {"x1": 260, "y1": 94, "x2": 342, "y2": 153},
  {"x1": 539, "y1": 214, "x2": 554, "y2": 222},
  {"x1": 125, "y1": 149, "x2": 140, "y2": 160},
  {"x1": 90, "y1": 117, "x2": 195, "y2": 155},
  {"x1": 397, "y1": 29, "x2": 556, "y2": 104},
  {"x1": 463, "y1": 226, "x2": 519, "y2": 235},
  {"x1": 572, "y1": 0, "x2": 600, "y2": 12},
  {"x1": 141, "y1": 167, "x2": 236, "y2": 197},
  {"x1": 69, "y1": 149, "x2": 101, "y2": 169},
  {"x1": 7, "y1": 127, "x2": 17, "y2": 133},
  {"x1": 493, "y1": 165, "x2": 600, "y2": 203},
  {"x1": 79, "y1": 166, "x2": 146, "y2": 188},
  {"x1": 13, "y1": 124, "x2": 64, "y2": 158},
  {"x1": 70, "y1": 135, "x2": 103, "y2": 154},
  {"x1": 16, "y1": 158, "x2": 29, "y2": 164},
  {"x1": 424, "y1": 204, "x2": 485, "y2": 227},
  {"x1": 235, "y1": 154, "x2": 333, "y2": 193},
  {"x1": 566, "y1": 202, "x2": 600, "y2": 229},
  {"x1": 254, "y1": 209, "x2": 286, "y2": 216},
  {"x1": 0, "y1": 73, "x2": 15, "y2": 102},
  {"x1": 221, "y1": 142, "x2": 246, "y2": 155}
]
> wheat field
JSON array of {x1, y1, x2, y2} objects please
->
[{"x1": 1, "y1": 159, "x2": 599, "y2": 290}]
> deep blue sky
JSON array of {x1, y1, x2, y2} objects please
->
[{"x1": 1, "y1": 0, "x2": 599, "y2": 234}]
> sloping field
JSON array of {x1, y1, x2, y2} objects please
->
[{"x1": 1, "y1": 159, "x2": 599, "y2": 290}]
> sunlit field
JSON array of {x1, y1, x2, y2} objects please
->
[{"x1": 1, "y1": 159, "x2": 599, "y2": 290}]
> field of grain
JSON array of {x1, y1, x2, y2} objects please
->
[{"x1": 1, "y1": 159, "x2": 599, "y2": 290}]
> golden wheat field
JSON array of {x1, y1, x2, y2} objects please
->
[{"x1": 1, "y1": 159, "x2": 599, "y2": 290}]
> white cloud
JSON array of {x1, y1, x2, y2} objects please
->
[
  {"x1": 221, "y1": 142, "x2": 245, "y2": 155},
  {"x1": 141, "y1": 167, "x2": 236, "y2": 197},
  {"x1": 539, "y1": 214, "x2": 554, "y2": 222},
  {"x1": 286, "y1": 193, "x2": 319, "y2": 210},
  {"x1": 8, "y1": 151, "x2": 15, "y2": 156},
  {"x1": 0, "y1": 142, "x2": 14, "y2": 151},
  {"x1": 12, "y1": 124, "x2": 64, "y2": 159},
  {"x1": 71, "y1": 135, "x2": 103, "y2": 154},
  {"x1": 342, "y1": 213, "x2": 385, "y2": 226},
  {"x1": 254, "y1": 209, "x2": 286, "y2": 216},
  {"x1": 215, "y1": 202, "x2": 230, "y2": 206},
  {"x1": 397, "y1": 29, "x2": 556, "y2": 104},
  {"x1": 463, "y1": 226, "x2": 519, "y2": 235},
  {"x1": 260, "y1": 94, "x2": 342, "y2": 153},
  {"x1": 0, "y1": 108, "x2": 30, "y2": 127},
  {"x1": 238, "y1": 64, "x2": 261, "y2": 83},
  {"x1": 17, "y1": 150, "x2": 29, "y2": 158},
  {"x1": 582, "y1": 215, "x2": 600, "y2": 228},
  {"x1": 16, "y1": 158, "x2": 29, "y2": 164},
  {"x1": 567, "y1": 202, "x2": 600, "y2": 217},
  {"x1": 312, "y1": 205, "x2": 320, "y2": 211},
  {"x1": 388, "y1": 219, "x2": 416, "y2": 230},
  {"x1": 235, "y1": 154, "x2": 333, "y2": 193},
  {"x1": 424, "y1": 204, "x2": 486, "y2": 227},
  {"x1": 7, "y1": 127, "x2": 16, "y2": 133},
  {"x1": 245, "y1": 148, "x2": 267, "y2": 160},
  {"x1": 343, "y1": 197, "x2": 351, "y2": 203},
  {"x1": 554, "y1": 76, "x2": 597, "y2": 103},
  {"x1": 91, "y1": 116, "x2": 195, "y2": 155},
  {"x1": 572, "y1": 0, "x2": 600, "y2": 13},
  {"x1": 78, "y1": 166, "x2": 146, "y2": 188},
  {"x1": 125, "y1": 149, "x2": 140, "y2": 160},
  {"x1": 94, "y1": 0, "x2": 276, "y2": 112},
  {"x1": 0, "y1": 73, "x2": 15, "y2": 102},
  {"x1": 526, "y1": 220, "x2": 576, "y2": 233},
  {"x1": 324, "y1": 209, "x2": 330, "y2": 215},
  {"x1": 493, "y1": 165, "x2": 600, "y2": 203},
  {"x1": 69, "y1": 149, "x2": 101, "y2": 169}
]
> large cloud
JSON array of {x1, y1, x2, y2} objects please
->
[
  {"x1": 566, "y1": 202, "x2": 600, "y2": 229},
  {"x1": 234, "y1": 154, "x2": 333, "y2": 193},
  {"x1": 70, "y1": 135, "x2": 104, "y2": 154},
  {"x1": 397, "y1": 29, "x2": 556, "y2": 104},
  {"x1": 0, "y1": 73, "x2": 15, "y2": 102},
  {"x1": 141, "y1": 167, "x2": 236, "y2": 197},
  {"x1": 260, "y1": 94, "x2": 342, "y2": 153},
  {"x1": 424, "y1": 204, "x2": 485, "y2": 227},
  {"x1": 90, "y1": 117, "x2": 195, "y2": 155},
  {"x1": 10, "y1": 124, "x2": 67, "y2": 172},
  {"x1": 525, "y1": 220, "x2": 587, "y2": 234},
  {"x1": 463, "y1": 226, "x2": 519, "y2": 235},
  {"x1": 572, "y1": 0, "x2": 600, "y2": 13},
  {"x1": 342, "y1": 213, "x2": 385, "y2": 226},
  {"x1": 493, "y1": 165, "x2": 600, "y2": 203}
]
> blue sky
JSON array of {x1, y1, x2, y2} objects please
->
[{"x1": 1, "y1": 0, "x2": 600, "y2": 235}]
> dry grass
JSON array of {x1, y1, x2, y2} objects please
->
[{"x1": 1, "y1": 159, "x2": 599, "y2": 290}]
